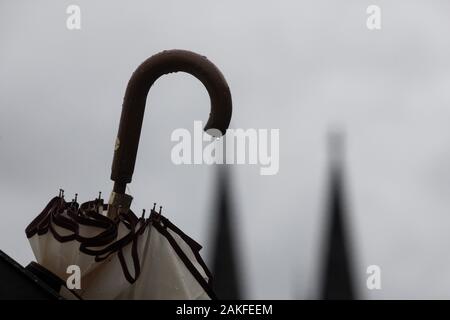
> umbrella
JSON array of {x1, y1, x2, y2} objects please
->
[{"x1": 25, "y1": 49, "x2": 232, "y2": 299}]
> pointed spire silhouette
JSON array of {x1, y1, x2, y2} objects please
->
[
  {"x1": 210, "y1": 166, "x2": 242, "y2": 299},
  {"x1": 320, "y1": 130, "x2": 356, "y2": 300}
]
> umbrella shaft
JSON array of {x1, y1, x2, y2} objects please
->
[{"x1": 113, "y1": 182, "x2": 126, "y2": 194}]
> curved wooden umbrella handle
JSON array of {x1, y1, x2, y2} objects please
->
[{"x1": 111, "y1": 50, "x2": 232, "y2": 194}]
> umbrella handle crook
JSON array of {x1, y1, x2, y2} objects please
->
[{"x1": 107, "y1": 50, "x2": 232, "y2": 217}]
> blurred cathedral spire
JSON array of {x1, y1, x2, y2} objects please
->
[
  {"x1": 210, "y1": 166, "x2": 242, "y2": 299},
  {"x1": 320, "y1": 129, "x2": 357, "y2": 300}
]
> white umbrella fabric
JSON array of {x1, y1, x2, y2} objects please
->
[{"x1": 26, "y1": 196, "x2": 214, "y2": 299}]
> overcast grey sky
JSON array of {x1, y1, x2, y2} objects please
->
[{"x1": 2, "y1": 0, "x2": 450, "y2": 299}]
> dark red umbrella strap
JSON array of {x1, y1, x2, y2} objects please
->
[
  {"x1": 25, "y1": 197, "x2": 60, "y2": 238},
  {"x1": 110, "y1": 50, "x2": 232, "y2": 193},
  {"x1": 80, "y1": 212, "x2": 146, "y2": 260},
  {"x1": 158, "y1": 214, "x2": 202, "y2": 251},
  {"x1": 75, "y1": 223, "x2": 118, "y2": 248},
  {"x1": 117, "y1": 235, "x2": 141, "y2": 284},
  {"x1": 51, "y1": 202, "x2": 79, "y2": 240},
  {"x1": 155, "y1": 214, "x2": 214, "y2": 286},
  {"x1": 80, "y1": 215, "x2": 136, "y2": 257},
  {"x1": 152, "y1": 220, "x2": 217, "y2": 300}
]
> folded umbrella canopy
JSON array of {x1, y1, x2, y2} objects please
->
[{"x1": 25, "y1": 50, "x2": 232, "y2": 300}]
